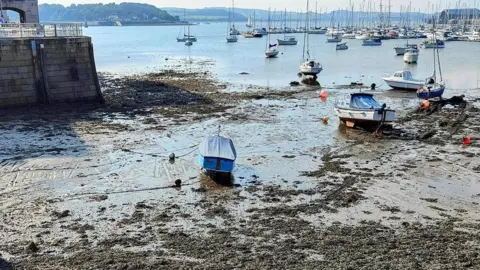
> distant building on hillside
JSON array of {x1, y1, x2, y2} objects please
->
[{"x1": 437, "y1": 8, "x2": 480, "y2": 24}]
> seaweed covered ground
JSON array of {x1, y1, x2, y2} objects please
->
[{"x1": 1, "y1": 71, "x2": 479, "y2": 269}]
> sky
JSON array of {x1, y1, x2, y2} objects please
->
[{"x1": 39, "y1": 0, "x2": 477, "y2": 12}]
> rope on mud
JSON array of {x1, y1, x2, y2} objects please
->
[
  {"x1": 64, "y1": 179, "x2": 202, "y2": 199},
  {"x1": 121, "y1": 144, "x2": 199, "y2": 158}
]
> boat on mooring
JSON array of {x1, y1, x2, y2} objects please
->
[
  {"x1": 199, "y1": 135, "x2": 237, "y2": 176},
  {"x1": 336, "y1": 42, "x2": 348, "y2": 50},
  {"x1": 422, "y1": 39, "x2": 445, "y2": 49},
  {"x1": 362, "y1": 38, "x2": 382, "y2": 46},
  {"x1": 394, "y1": 44, "x2": 418, "y2": 55},
  {"x1": 383, "y1": 70, "x2": 425, "y2": 90},
  {"x1": 404, "y1": 47, "x2": 419, "y2": 63},
  {"x1": 299, "y1": 0, "x2": 322, "y2": 78},
  {"x1": 326, "y1": 34, "x2": 342, "y2": 43},
  {"x1": 334, "y1": 93, "x2": 396, "y2": 128}
]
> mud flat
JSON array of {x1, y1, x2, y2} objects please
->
[{"x1": 0, "y1": 70, "x2": 480, "y2": 269}]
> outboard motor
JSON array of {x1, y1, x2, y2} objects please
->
[{"x1": 371, "y1": 83, "x2": 376, "y2": 90}]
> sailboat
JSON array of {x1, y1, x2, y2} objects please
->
[
  {"x1": 278, "y1": 9, "x2": 298, "y2": 45},
  {"x1": 226, "y1": 0, "x2": 238, "y2": 43},
  {"x1": 265, "y1": 8, "x2": 279, "y2": 58},
  {"x1": 177, "y1": 9, "x2": 197, "y2": 43},
  {"x1": 300, "y1": 0, "x2": 323, "y2": 77},
  {"x1": 246, "y1": 15, "x2": 253, "y2": 28},
  {"x1": 185, "y1": 15, "x2": 193, "y2": 46},
  {"x1": 309, "y1": 2, "x2": 327, "y2": 34},
  {"x1": 417, "y1": 19, "x2": 445, "y2": 100}
]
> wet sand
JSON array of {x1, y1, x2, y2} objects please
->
[{"x1": 1, "y1": 70, "x2": 480, "y2": 269}]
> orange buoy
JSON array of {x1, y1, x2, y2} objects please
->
[
  {"x1": 321, "y1": 116, "x2": 329, "y2": 124},
  {"x1": 320, "y1": 96, "x2": 327, "y2": 103},
  {"x1": 463, "y1": 136, "x2": 471, "y2": 146},
  {"x1": 420, "y1": 100, "x2": 430, "y2": 109},
  {"x1": 320, "y1": 90, "x2": 328, "y2": 98}
]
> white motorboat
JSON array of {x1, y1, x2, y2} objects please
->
[
  {"x1": 403, "y1": 48, "x2": 419, "y2": 63},
  {"x1": 336, "y1": 42, "x2": 348, "y2": 50},
  {"x1": 326, "y1": 35, "x2": 342, "y2": 43},
  {"x1": 278, "y1": 36, "x2": 298, "y2": 45},
  {"x1": 299, "y1": 0, "x2": 322, "y2": 77},
  {"x1": 422, "y1": 39, "x2": 445, "y2": 49},
  {"x1": 334, "y1": 93, "x2": 396, "y2": 128},
  {"x1": 355, "y1": 34, "x2": 371, "y2": 40},
  {"x1": 382, "y1": 70, "x2": 424, "y2": 90},
  {"x1": 362, "y1": 38, "x2": 382, "y2": 46},
  {"x1": 394, "y1": 44, "x2": 418, "y2": 55},
  {"x1": 342, "y1": 33, "x2": 356, "y2": 39},
  {"x1": 265, "y1": 45, "x2": 279, "y2": 58}
]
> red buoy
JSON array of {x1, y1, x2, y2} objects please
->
[
  {"x1": 463, "y1": 136, "x2": 471, "y2": 146},
  {"x1": 320, "y1": 90, "x2": 328, "y2": 98}
]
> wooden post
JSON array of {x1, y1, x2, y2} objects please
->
[{"x1": 38, "y1": 44, "x2": 51, "y2": 104}]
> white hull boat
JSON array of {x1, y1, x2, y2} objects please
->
[
  {"x1": 334, "y1": 93, "x2": 396, "y2": 128},
  {"x1": 309, "y1": 28, "x2": 327, "y2": 34},
  {"x1": 265, "y1": 47, "x2": 279, "y2": 58},
  {"x1": 342, "y1": 33, "x2": 356, "y2": 39},
  {"x1": 327, "y1": 36, "x2": 342, "y2": 43},
  {"x1": 300, "y1": 61, "x2": 323, "y2": 75},
  {"x1": 226, "y1": 35, "x2": 238, "y2": 43},
  {"x1": 394, "y1": 44, "x2": 418, "y2": 55},
  {"x1": 383, "y1": 70, "x2": 424, "y2": 90},
  {"x1": 336, "y1": 42, "x2": 348, "y2": 50},
  {"x1": 355, "y1": 34, "x2": 371, "y2": 40},
  {"x1": 404, "y1": 50, "x2": 419, "y2": 63},
  {"x1": 278, "y1": 37, "x2": 298, "y2": 45}
]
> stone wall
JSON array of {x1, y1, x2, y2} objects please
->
[
  {"x1": 0, "y1": 37, "x2": 103, "y2": 108},
  {"x1": 1, "y1": 0, "x2": 39, "y2": 23}
]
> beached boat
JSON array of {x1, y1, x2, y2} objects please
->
[
  {"x1": 199, "y1": 136, "x2": 237, "y2": 175},
  {"x1": 383, "y1": 70, "x2": 425, "y2": 90},
  {"x1": 404, "y1": 47, "x2": 419, "y2": 63},
  {"x1": 417, "y1": 24, "x2": 446, "y2": 100},
  {"x1": 336, "y1": 42, "x2": 348, "y2": 50},
  {"x1": 299, "y1": 0, "x2": 322, "y2": 77},
  {"x1": 334, "y1": 93, "x2": 396, "y2": 128},
  {"x1": 362, "y1": 38, "x2": 382, "y2": 46},
  {"x1": 265, "y1": 9, "x2": 279, "y2": 58}
]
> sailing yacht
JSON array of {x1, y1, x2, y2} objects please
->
[
  {"x1": 277, "y1": 9, "x2": 298, "y2": 45},
  {"x1": 265, "y1": 8, "x2": 279, "y2": 58},
  {"x1": 226, "y1": 0, "x2": 238, "y2": 43},
  {"x1": 417, "y1": 21, "x2": 445, "y2": 100},
  {"x1": 177, "y1": 10, "x2": 197, "y2": 42},
  {"x1": 300, "y1": 0, "x2": 322, "y2": 77},
  {"x1": 309, "y1": 3, "x2": 327, "y2": 34}
]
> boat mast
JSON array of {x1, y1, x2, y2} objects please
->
[
  {"x1": 303, "y1": 0, "x2": 310, "y2": 60},
  {"x1": 284, "y1": 8, "x2": 287, "y2": 39},
  {"x1": 232, "y1": 0, "x2": 235, "y2": 31}
]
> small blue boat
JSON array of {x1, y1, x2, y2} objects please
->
[
  {"x1": 417, "y1": 84, "x2": 445, "y2": 100},
  {"x1": 362, "y1": 38, "x2": 382, "y2": 46},
  {"x1": 199, "y1": 136, "x2": 237, "y2": 174}
]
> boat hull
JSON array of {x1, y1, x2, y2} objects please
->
[
  {"x1": 334, "y1": 107, "x2": 396, "y2": 127},
  {"x1": 265, "y1": 50, "x2": 279, "y2": 58},
  {"x1": 417, "y1": 85, "x2": 445, "y2": 100},
  {"x1": 199, "y1": 155, "x2": 235, "y2": 174},
  {"x1": 404, "y1": 52, "x2": 419, "y2": 63},
  {"x1": 226, "y1": 36, "x2": 238, "y2": 43},
  {"x1": 327, "y1": 38, "x2": 342, "y2": 43},
  {"x1": 383, "y1": 78, "x2": 424, "y2": 90},
  {"x1": 394, "y1": 47, "x2": 406, "y2": 55},
  {"x1": 309, "y1": 29, "x2": 327, "y2": 35},
  {"x1": 277, "y1": 39, "x2": 298, "y2": 45}
]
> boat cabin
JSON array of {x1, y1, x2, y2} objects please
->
[
  {"x1": 392, "y1": 70, "x2": 414, "y2": 80},
  {"x1": 336, "y1": 93, "x2": 382, "y2": 110}
]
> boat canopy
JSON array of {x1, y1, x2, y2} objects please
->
[
  {"x1": 349, "y1": 94, "x2": 381, "y2": 109},
  {"x1": 393, "y1": 70, "x2": 414, "y2": 80},
  {"x1": 199, "y1": 136, "x2": 237, "y2": 160}
]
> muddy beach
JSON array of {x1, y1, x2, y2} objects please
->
[{"x1": 1, "y1": 69, "x2": 480, "y2": 270}]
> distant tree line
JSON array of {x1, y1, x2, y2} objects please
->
[{"x1": 39, "y1": 3, "x2": 179, "y2": 22}]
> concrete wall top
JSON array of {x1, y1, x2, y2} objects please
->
[{"x1": 0, "y1": 36, "x2": 92, "y2": 46}]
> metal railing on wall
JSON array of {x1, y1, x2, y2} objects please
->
[{"x1": 0, "y1": 23, "x2": 84, "y2": 38}]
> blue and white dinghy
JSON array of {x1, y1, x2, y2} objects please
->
[{"x1": 199, "y1": 136, "x2": 237, "y2": 175}]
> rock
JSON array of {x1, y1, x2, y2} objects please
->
[
  {"x1": 89, "y1": 195, "x2": 108, "y2": 202},
  {"x1": 52, "y1": 210, "x2": 70, "y2": 218},
  {"x1": 175, "y1": 179, "x2": 182, "y2": 187},
  {"x1": 25, "y1": 242, "x2": 39, "y2": 253},
  {"x1": 239, "y1": 72, "x2": 249, "y2": 75},
  {"x1": 169, "y1": 153, "x2": 176, "y2": 161}
]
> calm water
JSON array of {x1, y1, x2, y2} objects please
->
[{"x1": 85, "y1": 23, "x2": 480, "y2": 90}]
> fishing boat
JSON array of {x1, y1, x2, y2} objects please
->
[
  {"x1": 277, "y1": 9, "x2": 298, "y2": 45},
  {"x1": 422, "y1": 39, "x2": 445, "y2": 49},
  {"x1": 362, "y1": 38, "x2": 382, "y2": 46},
  {"x1": 199, "y1": 135, "x2": 237, "y2": 175},
  {"x1": 403, "y1": 47, "x2": 419, "y2": 63},
  {"x1": 336, "y1": 42, "x2": 348, "y2": 50},
  {"x1": 326, "y1": 34, "x2": 342, "y2": 43},
  {"x1": 334, "y1": 93, "x2": 396, "y2": 128},
  {"x1": 394, "y1": 44, "x2": 418, "y2": 55},
  {"x1": 417, "y1": 20, "x2": 446, "y2": 100},
  {"x1": 226, "y1": 0, "x2": 238, "y2": 43},
  {"x1": 383, "y1": 70, "x2": 425, "y2": 90},
  {"x1": 299, "y1": 0, "x2": 322, "y2": 77}
]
